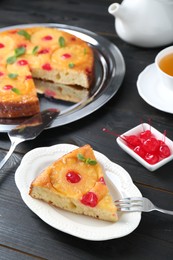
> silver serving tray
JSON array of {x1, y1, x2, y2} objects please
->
[{"x1": 0, "y1": 23, "x2": 125, "y2": 132}]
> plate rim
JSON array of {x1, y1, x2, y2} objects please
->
[
  {"x1": 15, "y1": 143, "x2": 142, "y2": 241},
  {"x1": 0, "y1": 23, "x2": 125, "y2": 132}
]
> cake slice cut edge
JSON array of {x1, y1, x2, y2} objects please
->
[
  {"x1": 29, "y1": 144, "x2": 118, "y2": 222},
  {"x1": 34, "y1": 79, "x2": 89, "y2": 103}
]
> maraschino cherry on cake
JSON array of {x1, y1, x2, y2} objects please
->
[
  {"x1": 0, "y1": 26, "x2": 94, "y2": 118},
  {"x1": 29, "y1": 144, "x2": 118, "y2": 222}
]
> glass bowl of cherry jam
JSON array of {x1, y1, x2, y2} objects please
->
[{"x1": 116, "y1": 123, "x2": 173, "y2": 171}]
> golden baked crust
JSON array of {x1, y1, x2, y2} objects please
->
[
  {"x1": 0, "y1": 64, "x2": 39, "y2": 118},
  {"x1": 0, "y1": 27, "x2": 94, "y2": 117},
  {"x1": 29, "y1": 144, "x2": 118, "y2": 222}
]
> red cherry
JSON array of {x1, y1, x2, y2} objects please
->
[
  {"x1": 66, "y1": 171, "x2": 81, "y2": 183},
  {"x1": 42, "y1": 35, "x2": 53, "y2": 41},
  {"x1": 81, "y1": 192, "x2": 98, "y2": 207},
  {"x1": 25, "y1": 75, "x2": 32, "y2": 80},
  {"x1": 98, "y1": 177, "x2": 106, "y2": 184},
  {"x1": 9, "y1": 30, "x2": 17, "y2": 34},
  {"x1": 38, "y1": 48, "x2": 49, "y2": 54},
  {"x1": 0, "y1": 72, "x2": 4, "y2": 77},
  {"x1": 133, "y1": 146, "x2": 146, "y2": 158},
  {"x1": 158, "y1": 140, "x2": 165, "y2": 146},
  {"x1": 145, "y1": 153, "x2": 159, "y2": 164},
  {"x1": 44, "y1": 89, "x2": 56, "y2": 97},
  {"x1": 158, "y1": 144, "x2": 171, "y2": 158},
  {"x1": 85, "y1": 68, "x2": 92, "y2": 74},
  {"x1": 71, "y1": 37, "x2": 76, "y2": 41},
  {"x1": 142, "y1": 137, "x2": 159, "y2": 153},
  {"x1": 3, "y1": 85, "x2": 13, "y2": 90},
  {"x1": 42, "y1": 63, "x2": 52, "y2": 71},
  {"x1": 17, "y1": 59, "x2": 28, "y2": 66},
  {"x1": 0, "y1": 43, "x2": 5, "y2": 48},
  {"x1": 139, "y1": 130, "x2": 152, "y2": 141},
  {"x1": 61, "y1": 53, "x2": 71, "y2": 59},
  {"x1": 123, "y1": 135, "x2": 141, "y2": 148}
]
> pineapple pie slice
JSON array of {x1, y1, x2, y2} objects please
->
[{"x1": 29, "y1": 144, "x2": 118, "y2": 222}]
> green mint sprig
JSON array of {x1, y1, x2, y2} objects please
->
[
  {"x1": 68, "y1": 62, "x2": 75, "y2": 68},
  {"x1": 12, "y1": 88, "x2": 21, "y2": 95},
  {"x1": 77, "y1": 153, "x2": 97, "y2": 165},
  {"x1": 58, "y1": 36, "x2": 65, "y2": 47},
  {"x1": 6, "y1": 56, "x2": 17, "y2": 64},
  {"x1": 6, "y1": 46, "x2": 26, "y2": 64},
  {"x1": 15, "y1": 46, "x2": 26, "y2": 57},
  {"x1": 32, "y1": 45, "x2": 39, "y2": 55},
  {"x1": 8, "y1": 73, "x2": 18, "y2": 79},
  {"x1": 17, "y1": 30, "x2": 31, "y2": 40}
]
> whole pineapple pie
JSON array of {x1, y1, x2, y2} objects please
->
[{"x1": 0, "y1": 27, "x2": 94, "y2": 118}]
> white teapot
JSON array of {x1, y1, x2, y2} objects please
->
[{"x1": 108, "y1": 0, "x2": 173, "y2": 48}]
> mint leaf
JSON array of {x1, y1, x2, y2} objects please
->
[
  {"x1": 8, "y1": 73, "x2": 18, "y2": 79},
  {"x1": 6, "y1": 56, "x2": 17, "y2": 64},
  {"x1": 17, "y1": 30, "x2": 31, "y2": 40},
  {"x1": 32, "y1": 45, "x2": 39, "y2": 55},
  {"x1": 77, "y1": 153, "x2": 97, "y2": 165},
  {"x1": 77, "y1": 154, "x2": 85, "y2": 162},
  {"x1": 6, "y1": 46, "x2": 26, "y2": 64},
  {"x1": 68, "y1": 62, "x2": 75, "y2": 68},
  {"x1": 86, "y1": 158, "x2": 97, "y2": 165},
  {"x1": 15, "y1": 46, "x2": 26, "y2": 57},
  {"x1": 59, "y1": 36, "x2": 65, "y2": 47},
  {"x1": 12, "y1": 88, "x2": 20, "y2": 95}
]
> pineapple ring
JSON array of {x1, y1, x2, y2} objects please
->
[
  {"x1": 51, "y1": 45, "x2": 90, "y2": 68},
  {"x1": 7, "y1": 61, "x2": 31, "y2": 77},
  {"x1": 31, "y1": 28, "x2": 62, "y2": 48},
  {"x1": 0, "y1": 77, "x2": 35, "y2": 99},
  {"x1": 24, "y1": 53, "x2": 51, "y2": 69},
  {"x1": 0, "y1": 35, "x2": 15, "y2": 55},
  {"x1": 50, "y1": 157, "x2": 99, "y2": 197}
]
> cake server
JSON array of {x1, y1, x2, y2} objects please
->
[{"x1": 0, "y1": 108, "x2": 60, "y2": 170}]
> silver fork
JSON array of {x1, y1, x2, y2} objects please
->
[{"x1": 115, "y1": 197, "x2": 173, "y2": 215}]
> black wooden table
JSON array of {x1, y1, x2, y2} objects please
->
[{"x1": 1, "y1": 0, "x2": 173, "y2": 259}]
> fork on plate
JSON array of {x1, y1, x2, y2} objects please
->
[{"x1": 115, "y1": 197, "x2": 173, "y2": 215}]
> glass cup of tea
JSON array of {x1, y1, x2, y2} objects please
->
[{"x1": 155, "y1": 46, "x2": 173, "y2": 91}]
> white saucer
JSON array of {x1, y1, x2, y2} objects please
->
[{"x1": 137, "y1": 63, "x2": 173, "y2": 113}]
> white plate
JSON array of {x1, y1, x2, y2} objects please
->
[
  {"x1": 15, "y1": 144, "x2": 141, "y2": 241},
  {"x1": 137, "y1": 63, "x2": 173, "y2": 113}
]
